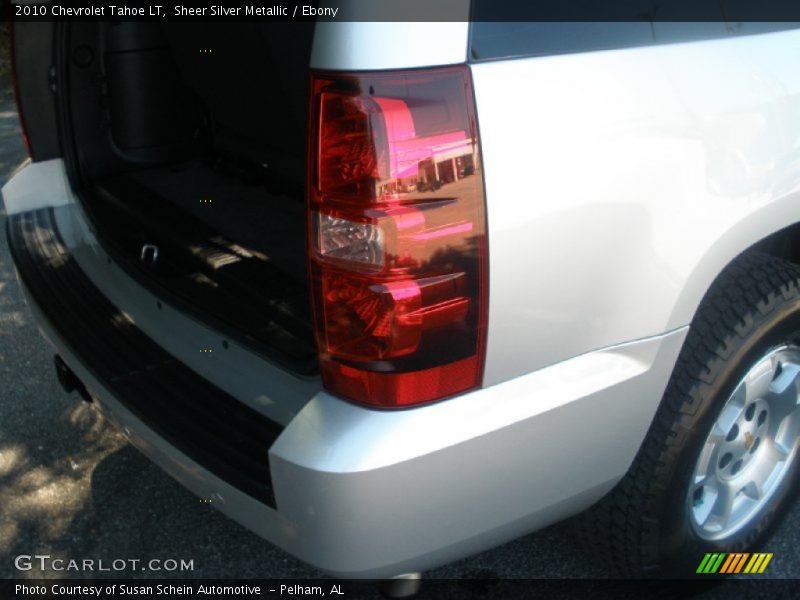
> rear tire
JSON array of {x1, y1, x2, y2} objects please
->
[{"x1": 579, "y1": 252, "x2": 800, "y2": 576}]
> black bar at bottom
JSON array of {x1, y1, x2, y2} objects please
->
[{"x1": 1, "y1": 578, "x2": 799, "y2": 600}]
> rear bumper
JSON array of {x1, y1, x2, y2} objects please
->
[{"x1": 4, "y1": 160, "x2": 688, "y2": 578}]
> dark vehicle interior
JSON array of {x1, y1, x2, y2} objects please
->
[{"x1": 64, "y1": 23, "x2": 318, "y2": 374}]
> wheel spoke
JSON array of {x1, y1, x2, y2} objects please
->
[
  {"x1": 703, "y1": 482, "x2": 735, "y2": 530},
  {"x1": 769, "y1": 439, "x2": 791, "y2": 462},
  {"x1": 776, "y1": 407, "x2": 800, "y2": 450},
  {"x1": 746, "y1": 356, "x2": 777, "y2": 402},
  {"x1": 764, "y1": 364, "x2": 800, "y2": 449},
  {"x1": 714, "y1": 399, "x2": 743, "y2": 437},
  {"x1": 728, "y1": 378, "x2": 748, "y2": 408},
  {"x1": 695, "y1": 441, "x2": 720, "y2": 479},
  {"x1": 767, "y1": 362, "x2": 800, "y2": 417}
]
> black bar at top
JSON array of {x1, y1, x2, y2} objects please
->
[{"x1": 7, "y1": 0, "x2": 800, "y2": 23}]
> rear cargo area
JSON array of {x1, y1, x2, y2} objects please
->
[{"x1": 64, "y1": 23, "x2": 318, "y2": 374}]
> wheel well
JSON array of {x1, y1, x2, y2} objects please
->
[
  {"x1": 685, "y1": 222, "x2": 800, "y2": 330},
  {"x1": 751, "y1": 221, "x2": 800, "y2": 266}
]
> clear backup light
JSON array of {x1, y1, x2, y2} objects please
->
[
  {"x1": 308, "y1": 67, "x2": 488, "y2": 408},
  {"x1": 315, "y1": 212, "x2": 384, "y2": 268}
]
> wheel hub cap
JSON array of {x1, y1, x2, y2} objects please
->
[{"x1": 688, "y1": 345, "x2": 800, "y2": 540}]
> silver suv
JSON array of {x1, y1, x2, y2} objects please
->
[{"x1": 4, "y1": 10, "x2": 800, "y2": 580}]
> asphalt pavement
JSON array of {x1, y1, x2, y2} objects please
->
[{"x1": 0, "y1": 72, "x2": 797, "y2": 599}]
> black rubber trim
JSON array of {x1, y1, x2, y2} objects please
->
[{"x1": 7, "y1": 208, "x2": 280, "y2": 508}]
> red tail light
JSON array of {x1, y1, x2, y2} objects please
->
[
  {"x1": 7, "y1": 20, "x2": 31, "y2": 157},
  {"x1": 308, "y1": 66, "x2": 488, "y2": 408}
]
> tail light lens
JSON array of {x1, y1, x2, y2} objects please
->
[{"x1": 308, "y1": 67, "x2": 488, "y2": 408}]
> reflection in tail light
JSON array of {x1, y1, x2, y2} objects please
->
[{"x1": 308, "y1": 67, "x2": 488, "y2": 408}]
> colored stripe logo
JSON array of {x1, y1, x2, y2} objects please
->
[{"x1": 697, "y1": 553, "x2": 773, "y2": 574}]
